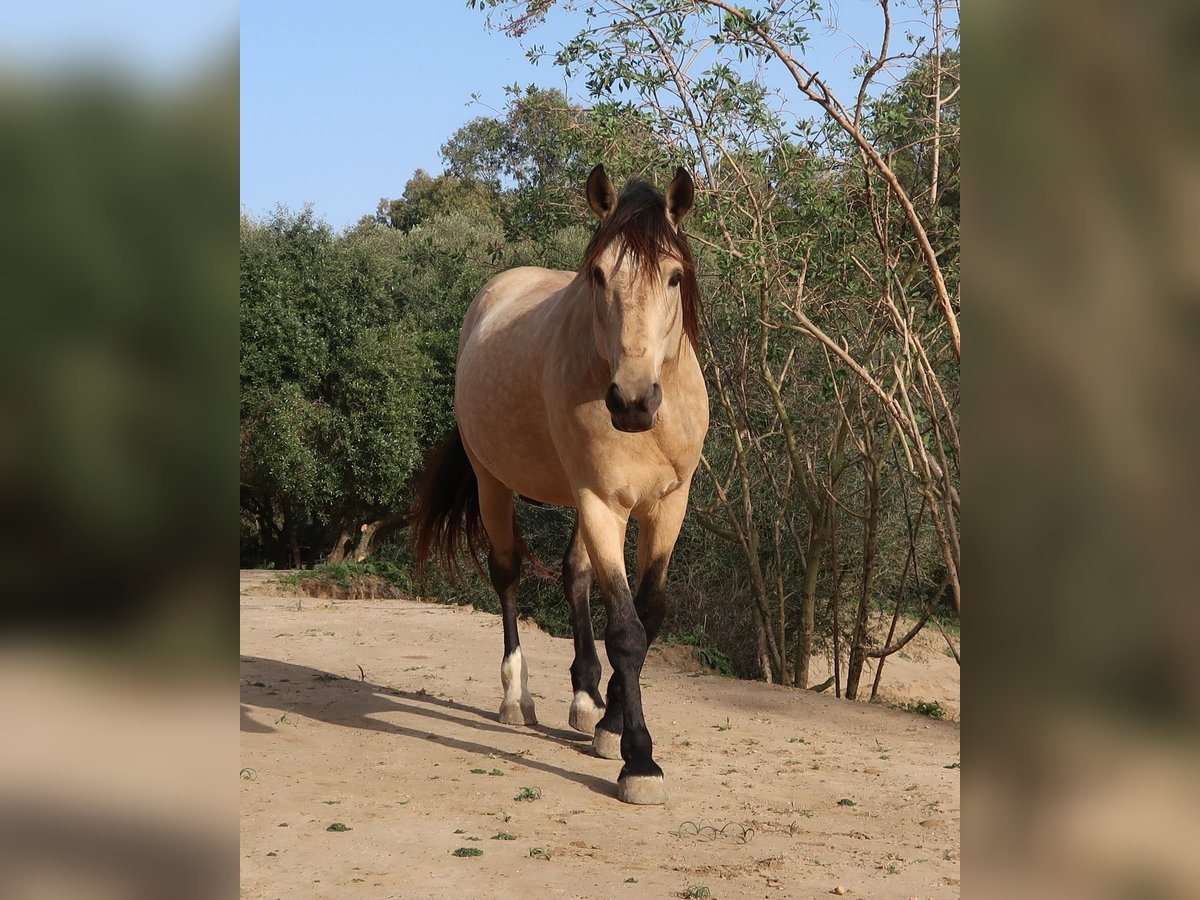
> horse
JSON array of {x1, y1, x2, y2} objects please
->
[{"x1": 411, "y1": 164, "x2": 708, "y2": 805}]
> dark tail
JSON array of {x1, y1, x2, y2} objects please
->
[
  {"x1": 411, "y1": 426, "x2": 487, "y2": 583},
  {"x1": 411, "y1": 425, "x2": 550, "y2": 582}
]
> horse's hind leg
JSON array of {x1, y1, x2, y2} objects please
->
[
  {"x1": 564, "y1": 517, "x2": 605, "y2": 734},
  {"x1": 475, "y1": 466, "x2": 537, "y2": 726}
]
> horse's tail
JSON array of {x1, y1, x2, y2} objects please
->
[
  {"x1": 412, "y1": 425, "x2": 486, "y2": 583},
  {"x1": 411, "y1": 425, "x2": 550, "y2": 582}
]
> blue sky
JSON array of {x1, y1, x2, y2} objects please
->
[
  {"x1": 240, "y1": 1, "x2": 954, "y2": 230},
  {"x1": 0, "y1": 1, "x2": 237, "y2": 82}
]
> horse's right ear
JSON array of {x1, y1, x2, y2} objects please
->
[{"x1": 586, "y1": 164, "x2": 616, "y2": 220}]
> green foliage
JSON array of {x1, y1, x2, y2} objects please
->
[
  {"x1": 664, "y1": 625, "x2": 735, "y2": 676},
  {"x1": 241, "y1": 3, "x2": 961, "y2": 705},
  {"x1": 902, "y1": 700, "x2": 946, "y2": 720},
  {"x1": 301, "y1": 559, "x2": 411, "y2": 591},
  {"x1": 450, "y1": 847, "x2": 483, "y2": 857}
]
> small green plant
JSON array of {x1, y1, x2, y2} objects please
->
[
  {"x1": 684, "y1": 886, "x2": 712, "y2": 899},
  {"x1": 491, "y1": 832, "x2": 516, "y2": 840},
  {"x1": 514, "y1": 787, "x2": 542, "y2": 802},
  {"x1": 453, "y1": 828, "x2": 466, "y2": 834},
  {"x1": 325, "y1": 822, "x2": 351, "y2": 832},
  {"x1": 665, "y1": 625, "x2": 734, "y2": 675},
  {"x1": 451, "y1": 847, "x2": 483, "y2": 857},
  {"x1": 903, "y1": 700, "x2": 945, "y2": 719},
  {"x1": 837, "y1": 798, "x2": 856, "y2": 807},
  {"x1": 528, "y1": 847, "x2": 551, "y2": 860},
  {"x1": 712, "y1": 718, "x2": 731, "y2": 732}
]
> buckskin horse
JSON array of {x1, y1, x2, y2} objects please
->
[{"x1": 412, "y1": 165, "x2": 708, "y2": 804}]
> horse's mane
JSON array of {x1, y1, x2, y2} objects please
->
[{"x1": 581, "y1": 179, "x2": 701, "y2": 350}]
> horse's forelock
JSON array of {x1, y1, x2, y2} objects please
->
[{"x1": 582, "y1": 180, "x2": 702, "y2": 349}]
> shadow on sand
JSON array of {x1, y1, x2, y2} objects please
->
[{"x1": 240, "y1": 656, "x2": 616, "y2": 799}]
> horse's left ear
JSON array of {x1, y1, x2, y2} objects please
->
[
  {"x1": 586, "y1": 164, "x2": 617, "y2": 220},
  {"x1": 665, "y1": 167, "x2": 694, "y2": 227}
]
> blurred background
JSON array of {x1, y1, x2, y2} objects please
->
[
  {"x1": 970, "y1": 0, "x2": 1200, "y2": 897},
  {"x1": 0, "y1": 1, "x2": 236, "y2": 897}
]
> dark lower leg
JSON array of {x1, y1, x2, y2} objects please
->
[
  {"x1": 603, "y1": 601, "x2": 659, "y2": 780},
  {"x1": 634, "y1": 559, "x2": 668, "y2": 645},
  {"x1": 597, "y1": 561, "x2": 668, "y2": 736},
  {"x1": 489, "y1": 548, "x2": 520, "y2": 659},
  {"x1": 490, "y1": 548, "x2": 535, "y2": 724},
  {"x1": 564, "y1": 523, "x2": 603, "y2": 708}
]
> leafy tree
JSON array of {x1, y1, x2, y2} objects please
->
[{"x1": 240, "y1": 208, "x2": 434, "y2": 566}]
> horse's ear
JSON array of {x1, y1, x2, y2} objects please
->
[
  {"x1": 586, "y1": 164, "x2": 616, "y2": 220},
  {"x1": 665, "y1": 167, "x2": 695, "y2": 227}
]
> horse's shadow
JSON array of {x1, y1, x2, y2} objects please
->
[{"x1": 240, "y1": 656, "x2": 615, "y2": 799}]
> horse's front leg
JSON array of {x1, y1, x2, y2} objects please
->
[
  {"x1": 564, "y1": 517, "x2": 605, "y2": 734},
  {"x1": 577, "y1": 490, "x2": 666, "y2": 805},
  {"x1": 592, "y1": 485, "x2": 690, "y2": 758}
]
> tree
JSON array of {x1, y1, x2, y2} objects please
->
[
  {"x1": 469, "y1": 0, "x2": 961, "y2": 687},
  {"x1": 240, "y1": 208, "x2": 435, "y2": 566}
]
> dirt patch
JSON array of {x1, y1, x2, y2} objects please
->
[{"x1": 240, "y1": 570, "x2": 959, "y2": 898}]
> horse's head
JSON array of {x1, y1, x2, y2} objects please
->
[{"x1": 583, "y1": 165, "x2": 699, "y2": 433}]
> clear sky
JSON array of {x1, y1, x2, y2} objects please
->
[
  {"x1": 240, "y1": 1, "x2": 953, "y2": 231},
  {"x1": 0, "y1": 0, "x2": 237, "y2": 82}
]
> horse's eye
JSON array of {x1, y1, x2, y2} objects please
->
[
  {"x1": 668, "y1": 270, "x2": 683, "y2": 288},
  {"x1": 592, "y1": 268, "x2": 607, "y2": 289}
]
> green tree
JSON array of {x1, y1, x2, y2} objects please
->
[{"x1": 240, "y1": 208, "x2": 434, "y2": 566}]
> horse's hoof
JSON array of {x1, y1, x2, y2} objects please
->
[
  {"x1": 499, "y1": 702, "x2": 537, "y2": 726},
  {"x1": 568, "y1": 693, "x2": 605, "y2": 735},
  {"x1": 617, "y1": 773, "x2": 667, "y2": 805},
  {"x1": 593, "y1": 727, "x2": 622, "y2": 759}
]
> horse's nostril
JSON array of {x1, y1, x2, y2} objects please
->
[
  {"x1": 605, "y1": 382, "x2": 627, "y2": 415},
  {"x1": 645, "y1": 382, "x2": 663, "y2": 415}
]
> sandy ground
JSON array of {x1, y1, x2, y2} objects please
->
[{"x1": 240, "y1": 570, "x2": 959, "y2": 899}]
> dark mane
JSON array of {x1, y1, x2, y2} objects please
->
[{"x1": 582, "y1": 179, "x2": 701, "y2": 350}]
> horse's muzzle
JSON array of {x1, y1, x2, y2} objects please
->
[{"x1": 606, "y1": 382, "x2": 661, "y2": 433}]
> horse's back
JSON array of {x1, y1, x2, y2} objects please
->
[
  {"x1": 459, "y1": 267, "x2": 573, "y2": 351},
  {"x1": 456, "y1": 267, "x2": 577, "y2": 506}
]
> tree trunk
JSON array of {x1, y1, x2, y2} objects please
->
[
  {"x1": 845, "y1": 460, "x2": 881, "y2": 700},
  {"x1": 794, "y1": 529, "x2": 825, "y2": 689},
  {"x1": 326, "y1": 525, "x2": 355, "y2": 565},
  {"x1": 288, "y1": 521, "x2": 301, "y2": 571},
  {"x1": 352, "y1": 512, "x2": 408, "y2": 562},
  {"x1": 753, "y1": 605, "x2": 773, "y2": 684}
]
